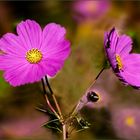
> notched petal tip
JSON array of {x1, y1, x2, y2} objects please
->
[
  {"x1": 104, "y1": 27, "x2": 116, "y2": 49},
  {"x1": 111, "y1": 27, "x2": 115, "y2": 32},
  {"x1": 108, "y1": 27, "x2": 116, "y2": 39},
  {"x1": 43, "y1": 22, "x2": 66, "y2": 36},
  {"x1": 20, "y1": 19, "x2": 38, "y2": 24}
]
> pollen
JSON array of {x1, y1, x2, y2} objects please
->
[
  {"x1": 125, "y1": 116, "x2": 135, "y2": 127},
  {"x1": 116, "y1": 54, "x2": 123, "y2": 70},
  {"x1": 25, "y1": 48, "x2": 42, "y2": 64}
]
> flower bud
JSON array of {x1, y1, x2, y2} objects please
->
[{"x1": 87, "y1": 91, "x2": 99, "y2": 102}]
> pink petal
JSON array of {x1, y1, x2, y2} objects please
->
[
  {"x1": 4, "y1": 57, "x2": 65, "y2": 86},
  {"x1": 105, "y1": 48, "x2": 117, "y2": 70},
  {"x1": 109, "y1": 28, "x2": 119, "y2": 52},
  {"x1": 104, "y1": 28, "x2": 119, "y2": 52},
  {"x1": 4, "y1": 63, "x2": 45, "y2": 86},
  {"x1": 123, "y1": 54, "x2": 140, "y2": 66},
  {"x1": 0, "y1": 33, "x2": 26, "y2": 56},
  {"x1": 104, "y1": 32, "x2": 108, "y2": 48},
  {"x1": 118, "y1": 54, "x2": 140, "y2": 87},
  {"x1": 4, "y1": 62, "x2": 29, "y2": 86},
  {"x1": 17, "y1": 19, "x2": 42, "y2": 50},
  {"x1": 42, "y1": 40, "x2": 71, "y2": 61},
  {"x1": 41, "y1": 23, "x2": 66, "y2": 51},
  {"x1": 0, "y1": 55, "x2": 26, "y2": 71},
  {"x1": 116, "y1": 35, "x2": 132, "y2": 58},
  {"x1": 123, "y1": 54, "x2": 140, "y2": 75},
  {"x1": 120, "y1": 70, "x2": 140, "y2": 88},
  {"x1": 0, "y1": 55, "x2": 44, "y2": 86},
  {"x1": 40, "y1": 59, "x2": 64, "y2": 77}
]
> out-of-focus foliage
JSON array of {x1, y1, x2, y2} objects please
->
[{"x1": 0, "y1": 1, "x2": 140, "y2": 140}]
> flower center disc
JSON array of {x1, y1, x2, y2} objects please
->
[
  {"x1": 116, "y1": 54, "x2": 123, "y2": 70},
  {"x1": 125, "y1": 116, "x2": 135, "y2": 127},
  {"x1": 26, "y1": 48, "x2": 42, "y2": 64}
]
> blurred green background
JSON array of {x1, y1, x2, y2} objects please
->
[{"x1": 0, "y1": 1, "x2": 140, "y2": 140}]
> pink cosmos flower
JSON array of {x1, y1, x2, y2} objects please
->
[
  {"x1": 111, "y1": 107, "x2": 140, "y2": 140},
  {"x1": 72, "y1": 0, "x2": 110, "y2": 22},
  {"x1": 104, "y1": 28, "x2": 140, "y2": 88},
  {"x1": 1, "y1": 116, "x2": 47, "y2": 138},
  {"x1": 0, "y1": 19, "x2": 71, "y2": 86}
]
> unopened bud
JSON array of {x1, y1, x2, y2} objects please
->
[{"x1": 87, "y1": 91, "x2": 99, "y2": 102}]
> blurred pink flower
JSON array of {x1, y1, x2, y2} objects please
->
[
  {"x1": 0, "y1": 19, "x2": 71, "y2": 86},
  {"x1": 1, "y1": 115, "x2": 47, "y2": 138},
  {"x1": 111, "y1": 107, "x2": 140, "y2": 140},
  {"x1": 72, "y1": 0, "x2": 110, "y2": 22}
]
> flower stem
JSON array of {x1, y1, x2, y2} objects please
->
[
  {"x1": 70, "y1": 67, "x2": 105, "y2": 116},
  {"x1": 44, "y1": 94, "x2": 60, "y2": 120},
  {"x1": 42, "y1": 76, "x2": 67, "y2": 139},
  {"x1": 44, "y1": 76, "x2": 53, "y2": 94},
  {"x1": 52, "y1": 94, "x2": 64, "y2": 120},
  {"x1": 62, "y1": 124, "x2": 67, "y2": 140},
  {"x1": 44, "y1": 76, "x2": 64, "y2": 121},
  {"x1": 41, "y1": 79, "x2": 60, "y2": 120}
]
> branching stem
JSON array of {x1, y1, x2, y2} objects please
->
[{"x1": 42, "y1": 76, "x2": 67, "y2": 140}]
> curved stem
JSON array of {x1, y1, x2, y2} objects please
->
[
  {"x1": 41, "y1": 79, "x2": 60, "y2": 120},
  {"x1": 52, "y1": 94, "x2": 64, "y2": 120},
  {"x1": 44, "y1": 76, "x2": 53, "y2": 94},
  {"x1": 42, "y1": 76, "x2": 66, "y2": 139},
  {"x1": 44, "y1": 94, "x2": 61, "y2": 120},
  {"x1": 70, "y1": 67, "x2": 105, "y2": 116},
  {"x1": 45, "y1": 76, "x2": 64, "y2": 121}
]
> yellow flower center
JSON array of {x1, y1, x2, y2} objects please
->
[
  {"x1": 25, "y1": 48, "x2": 42, "y2": 64},
  {"x1": 125, "y1": 116, "x2": 135, "y2": 127},
  {"x1": 116, "y1": 54, "x2": 123, "y2": 70}
]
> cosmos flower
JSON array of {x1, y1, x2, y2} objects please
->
[
  {"x1": 104, "y1": 28, "x2": 140, "y2": 88},
  {"x1": 111, "y1": 107, "x2": 140, "y2": 140},
  {"x1": 0, "y1": 19, "x2": 70, "y2": 86},
  {"x1": 72, "y1": 0, "x2": 110, "y2": 22},
  {"x1": 1, "y1": 114, "x2": 47, "y2": 138}
]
